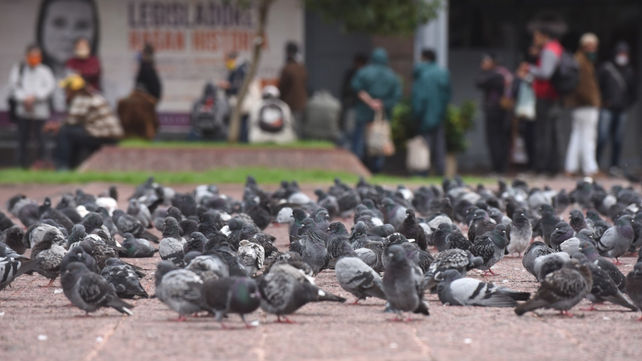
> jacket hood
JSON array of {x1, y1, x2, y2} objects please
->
[
  {"x1": 202, "y1": 83, "x2": 217, "y2": 98},
  {"x1": 614, "y1": 41, "x2": 630, "y2": 56},
  {"x1": 370, "y1": 48, "x2": 388, "y2": 65}
]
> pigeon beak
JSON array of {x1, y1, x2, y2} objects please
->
[{"x1": 388, "y1": 253, "x2": 394, "y2": 258}]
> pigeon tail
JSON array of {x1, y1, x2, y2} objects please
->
[
  {"x1": 108, "y1": 298, "x2": 135, "y2": 316},
  {"x1": 413, "y1": 301, "x2": 430, "y2": 315},
  {"x1": 499, "y1": 289, "x2": 531, "y2": 301},
  {"x1": 315, "y1": 289, "x2": 346, "y2": 303},
  {"x1": 514, "y1": 298, "x2": 548, "y2": 316},
  {"x1": 603, "y1": 292, "x2": 639, "y2": 311}
]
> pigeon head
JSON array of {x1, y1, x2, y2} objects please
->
[
  {"x1": 576, "y1": 229, "x2": 595, "y2": 244},
  {"x1": 167, "y1": 207, "x2": 183, "y2": 220},
  {"x1": 230, "y1": 277, "x2": 261, "y2": 312},
  {"x1": 387, "y1": 233, "x2": 408, "y2": 245},
  {"x1": 382, "y1": 224, "x2": 396, "y2": 236},
  {"x1": 387, "y1": 244, "x2": 406, "y2": 263},
  {"x1": 632, "y1": 262, "x2": 642, "y2": 277},
  {"x1": 405, "y1": 209, "x2": 416, "y2": 219},
  {"x1": 63, "y1": 246, "x2": 94, "y2": 271},
  {"x1": 163, "y1": 217, "x2": 181, "y2": 237},
  {"x1": 155, "y1": 261, "x2": 180, "y2": 285},
  {"x1": 315, "y1": 210, "x2": 329, "y2": 222},
  {"x1": 586, "y1": 210, "x2": 602, "y2": 221},
  {"x1": 300, "y1": 218, "x2": 316, "y2": 231},
  {"x1": 569, "y1": 209, "x2": 584, "y2": 221},
  {"x1": 82, "y1": 212, "x2": 104, "y2": 231},
  {"x1": 571, "y1": 252, "x2": 590, "y2": 265},
  {"x1": 578, "y1": 240, "x2": 599, "y2": 260},
  {"x1": 539, "y1": 204, "x2": 555, "y2": 216},
  {"x1": 62, "y1": 261, "x2": 89, "y2": 278},
  {"x1": 7, "y1": 194, "x2": 27, "y2": 214},
  {"x1": 472, "y1": 209, "x2": 489, "y2": 221},
  {"x1": 328, "y1": 222, "x2": 347, "y2": 235},
  {"x1": 434, "y1": 269, "x2": 462, "y2": 283},
  {"x1": 291, "y1": 209, "x2": 307, "y2": 222},
  {"x1": 353, "y1": 221, "x2": 367, "y2": 235}
]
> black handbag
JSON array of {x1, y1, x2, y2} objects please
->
[{"x1": 7, "y1": 63, "x2": 25, "y2": 123}]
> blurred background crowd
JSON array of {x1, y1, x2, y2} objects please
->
[{"x1": 2, "y1": 0, "x2": 642, "y2": 178}]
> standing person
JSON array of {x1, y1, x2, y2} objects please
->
[
  {"x1": 7, "y1": 44, "x2": 56, "y2": 169},
  {"x1": 597, "y1": 41, "x2": 637, "y2": 176},
  {"x1": 278, "y1": 42, "x2": 308, "y2": 138},
  {"x1": 475, "y1": 53, "x2": 512, "y2": 175},
  {"x1": 521, "y1": 25, "x2": 563, "y2": 176},
  {"x1": 351, "y1": 48, "x2": 401, "y2": 174},
  {"x1": 50, "y1": 74, "x2": 123, "y2": 170},
  {"x1": 135, "y1": 43, "x2": 162, "y2": 100},
  {"x1": 340, "y1": 53, "x2": 368, "y2": 136},
  {"x1": 65, "y1": 37, "x2": 101, "y2": 91},
  {"x1": 564, "y1": 33, "x2": 601, "y2": 177},
  {"x1": 218, "y1": 51, "x2": 259, "y2": 142},
  {"x1": 412, "y1": 49, "x2": 451, "y2": 176}
]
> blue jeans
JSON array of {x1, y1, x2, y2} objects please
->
[
  {"x1": 596, "y1": 109, "x2": 626, "y2": 169},
  {"x1": 350, "y1": 121, "x2": 385, "y2": 174},
  {"x1": 54, "y1": 125, "x2": 115, "y2": 170}
]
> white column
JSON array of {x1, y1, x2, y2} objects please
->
[{"x1": 414, "y1": 1, "x2": 449, "y2": 69}]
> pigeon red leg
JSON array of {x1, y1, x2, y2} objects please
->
[
  {"x1": 637, "y1": 315, "x2": 642, "y2": 322},
  {"x1": 40, "y1": 278, "x2": 56, "y2": 288},
  {"x1": 613, "y1": 258, "x2": 623, "y2": 266},
  {"x1": 171, "y1": 315, "x2": 187, "y2": 322},
  {"x1": 350, "y1": 299, "x2": 361, "y2": 305},
  {"x1": 580, "y1": 305, "x2": 597, "y2": 311},
  {"x1": 276, "y1": 315, "x2": 296, "y2": 324}
]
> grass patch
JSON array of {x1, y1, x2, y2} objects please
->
[
  {"x1": 119, "y1": 139, "x2": 336, "y2": 149},
  {"x1": 0, "y1": 168, "x2": 493, "y2": 186}
]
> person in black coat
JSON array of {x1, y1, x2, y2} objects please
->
[
  {"x1": 596, "y1": 41, "x2": 637, "y2": 175},
  {"x1": 135, "y1": 43, "x2": 162, "y2": 101},
  {"x1": 475, "y1": 53, "x2": 511, "y2": 174}
]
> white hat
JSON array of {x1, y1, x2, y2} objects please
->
[{"x1": 262, "y1": 85, "x2": 280, "y2": 98}]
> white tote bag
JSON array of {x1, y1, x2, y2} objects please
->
[{"x1": 406, "y1": 135, "x2": 430, "y2": 172}]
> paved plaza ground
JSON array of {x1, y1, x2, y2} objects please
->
[{"x1": 1, "y1": 179, "x2": 641, "y2": 361}]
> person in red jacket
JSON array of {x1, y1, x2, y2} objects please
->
[
  {"x1": 518, "y1": 24, "x2": 563, "y2": 175},
  {"x1": 65, "y1": 37, "x2": 101, "y2": 91}
]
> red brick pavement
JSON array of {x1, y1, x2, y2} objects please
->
[{"x1": 0, "y1": 179, "x2": 641, "y2": 361}]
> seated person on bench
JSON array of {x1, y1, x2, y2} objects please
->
[{"x1": 47, "y1": 74, "x2": 123, "y2": 170}]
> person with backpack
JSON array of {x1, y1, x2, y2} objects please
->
[
  {"x1": 7, "y1": 44, "x2": 56, "y2": 169},
  {"x1": 520, "y1": 24, "x2": 571, "y2": 175},
  {"x1": 188, "y1": 83, "x2": 230, "y2": 141},
  {"x1": 475, "y1": 52, "x2": 513, "y2": 175},
  {"x1": 564, "y1": 33, "x2": 601, "y2": 177},
  {"x1": 247, "y1": 85, "x2": 296, "y2": 144},
  {"x1": 597, "y1": 41, "x2": 637, "y2": 176}
]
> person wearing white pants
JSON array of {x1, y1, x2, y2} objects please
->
[
  {"x1": 565, "y1": 107, "x2": 599, "y2": 175},
  {"x1": 564, "y1": 33, "x2": 601, "y2": 176}
]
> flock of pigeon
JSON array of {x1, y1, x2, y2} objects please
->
[{"x1": 1, "y1": 175, "x2": 642, "y2": 328}]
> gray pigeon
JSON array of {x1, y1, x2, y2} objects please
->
[
  {"x1": 127, "y1": 198, "x2": 152, "y2": 229},
  {"x1": 507, "y1": 209, "x2": 531, "y2": 256},
  {"x1": 185, "y1": 254, "x2": 229, "y2": 282},
  {"x1": 258, "y1": 263, "x2": 345, "y2": 323},
  {"x1": 380, "y1": 198, "x2": 407, "y2": 230},
  {"x1": 30, "y1": 230, "x2": 67, "y2": 287},
  {"x1": 435, "y1": 269, "x2": 530, "y2": 307},
  {"x1": 237, "y1": 240, "x2": 265, "y2": 276},
  {"x1": 572, "y1": 253, "x2": 637, "y2": 311},
  {"x1": 61, "y1": 262, "x2": 134, "y2": 316},
  {"x1": 533, "y1": 252, "x2": 570, "y2": 282},
  {"x1": 334, "y1": 251, "x2": 386, "y2": 304},
  {"x1": 201, "y1": 277, "x2": 261, "y2": 328},
  {"x1": 596, "y1": 215, "x2": 634, "y2": 264},
  {"x1": 101, "y1": 258, "x2": 149, "y2": 299},
  {"x1": 560, "y1": 229, "x2": 596, "y2": 256},
  {"x1": 0, "y1": 253, "x2": 41, "y2": 291},
  {"x1": 549, "y1": 222, "x2": 574, "y2": 251},
  {"x1": 522, "y1": 241, "x2": 555, "y2": 279},
  {"x1": 424, "y1": 249, "x2": 482, "y2": 291},
  {"x1": 159, "y1": 217, "x2": 186, "y2": 267},
  {"x1": 515, "y1": 259, "x2": 593, "y2": 317},
  {"x1": 1, "y1": 225, "x2": 27, "y2": 255},
  {"x1": 469, "y1": 224, "x2": 508, "y2": 276},
  {"x1": 154, "y1": 261, "x2": 204, "y2": 321},
  {"x1": 625, "y1": 263, "x2": 642, "y2": 320},
  {"x1": 121, "y1": 233, "x2": 157, "y2": 258},
  {"x1": 382, "y1": 245, "x2": 429, "y2": 320},
  {"x1": 578, "y1": 240, "x2": 627, "y2": 292},
  {"x1": 298, "y1": 225, "x2": 329, "y2": 276}
]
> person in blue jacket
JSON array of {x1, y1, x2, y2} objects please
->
[
  {"x1": 412, "y1": 49, "x2": 451, "y2": 176},
  {"x1": 351, "y1": 48, "x2": 401, "y2": 173}
]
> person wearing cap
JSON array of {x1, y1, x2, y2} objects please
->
[
  {"x1": 563, "y1": 33, "x2": 601, "y2": 177},
  {"x1": 49, "y1": 74, "x2": 123, "y2": 170},
  {"x1": 247, "y1": 85, "x2": 296, "y2": 144},
  {"x1": 597, "y1": 41, "x2": 637, "y2": 176},
  {"x1": 8, "y1": 44, "x2": 56, "y2": 169},
  {"x1": 278, "y1": 42, "x2": 308, "y2": 138},
  {"x1": 475, "y1": 52, "x2": 513, "y2": 175}
]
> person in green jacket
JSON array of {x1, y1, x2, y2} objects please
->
[
  {"x1": 412, "y1": 49, "x2": 451, "y2": 176},
  {"x1": 351, "y1": 48, "x2": 401, "y2": 173}
]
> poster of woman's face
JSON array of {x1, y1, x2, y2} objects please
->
[{"x1": 36, "y1": 0, "x2": 99, "y2": 75}]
